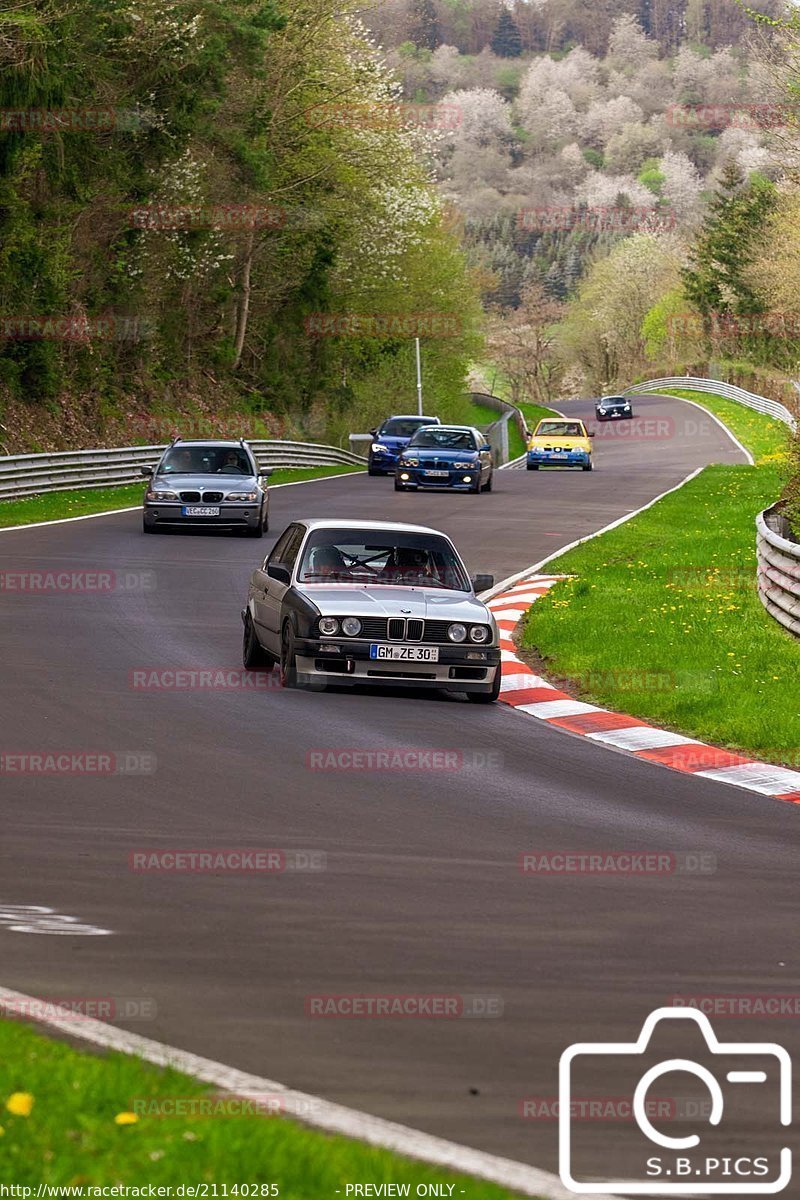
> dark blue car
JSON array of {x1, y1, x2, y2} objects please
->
[
  {"x1": 395, "y1": 425, "x2": 493, "y2": 494},
  {"x1": 368, "y1": 415, "x2": 441, "y2": 476}
]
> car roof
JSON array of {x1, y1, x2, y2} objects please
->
[
  {"x1": 414, "y1": 424, "x2": 479, "y2": 433},
  {"x1": 166, "y1": 439, "x2": 252, "y2": 448},
  {"x1": 600, "y1": 395, "x2": 626, "y2": 401},
  {"x1": 384, "y1": 414, "x2": 439, "y2": 420},
  {"x1": 296, "y1": 518, "x2": 447, "y2": 536},
  {"x1": 536, "y1": 417, "x2": 584, "y2": 425}
]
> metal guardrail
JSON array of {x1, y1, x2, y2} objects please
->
[
  {"x1": 757, "y1": 504, "x2": 800, "y2": 638},
  {"x1": 0, "y1": 439, "x2": 367, "y2": 501},
  {"x1": 624, "y1": 376, "x2": 797, "y2": 430}
]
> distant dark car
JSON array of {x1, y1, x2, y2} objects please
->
[
  {"x1": 595, "y1": 395, "x2": 633, "y2": 421},
  {"x1": 395, "y1": 425, "x2": 493, "y2": 493},
  {"x1": 141, "y1": 439, "x2": 270, "y2": 536},
  {"x1": 368, "y1": 415, "x2": 441, "y2": 476}
]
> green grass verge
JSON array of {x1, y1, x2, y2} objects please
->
[
  {"x1": 521, "y1": 394, "x2": 800, "y2": 764},
  {"x1": 0, "y1": 466, "x2": 363, "y2": 530},
  {"x1": 0, "y1": 1019, "x2": 525, "y2": 1195}
]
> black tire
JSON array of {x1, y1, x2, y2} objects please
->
[
  {"x1": 368, "y1": 466, "x2": 382, "y2": 477},
  {"x1": 242, "y1": 612, "x2": 270, "y2": 670},
  {"x1": 394, "y1": 479, "x2": 403, "y2": 491},
  {"x1": 279, "y1": 621, "x2": 297, "y2": 688},
  {"x1": 582, "y1": 461, "x2": 593, "y2": 471},
  {"x1": 526, "y1": 463, "x2": 539, "y2": 471},
  {"x1": 142, "y1": 519, "x2": 156, "y2": 533},
  {"x1": 481, "y1": 472, "x2": 493, "y2": 492},
  {"x1": 466, "y1": 667, "x2": 502, "y2": 704}
]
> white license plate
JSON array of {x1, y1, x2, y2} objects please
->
[
  {"x1": 182, "y1": 505, "x2": 220, "y2": 516},
  {"x1": 548, "y1": 453, "x2": 569, "y2": 460},
  {"x1": 370, "y1": 644, "x2": 439, "y2": 662},
  {"x1": 423, "y1": 469, "x2": 450, "y2": 478}
]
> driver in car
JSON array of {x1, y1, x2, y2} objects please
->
[{"x1": 218, "y1": 450, "x2": 244, "y2": 474}]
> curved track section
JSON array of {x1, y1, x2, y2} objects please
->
[{"x1": 2, "y1": 395, "x2": 795, "y2": 1179}]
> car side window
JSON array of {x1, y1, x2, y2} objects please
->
[
  {"x1": 282, "y1": 527, "x2": 305, "y2": 569},
  {"x1": 268, "y1": 526, "x2": 298, "y2": 565}
]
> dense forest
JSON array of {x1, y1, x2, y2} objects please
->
[{"x1": 1, "y1": 0, "x2": 799, "y2": 513}]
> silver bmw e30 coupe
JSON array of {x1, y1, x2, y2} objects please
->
[{"x1": 241, "y1": 518, "x2": 501, "y2": 701}]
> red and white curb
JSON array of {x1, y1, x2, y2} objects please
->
[{"x1": 490, "y1": 577, "x2": 800, "y2": 805}]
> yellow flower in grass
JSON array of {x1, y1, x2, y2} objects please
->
[
  {"x1": 114, "y1": 1112, "x2": 139, "y2": 1126},
  {"x1": 6, "y1": 1093, "x2": 34, "y2": 1117}
]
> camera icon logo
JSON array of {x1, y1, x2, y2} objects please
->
[{"x1": 559, "y1": 1006, "x2": 791, "y2": 1194}]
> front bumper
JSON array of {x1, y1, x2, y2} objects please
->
[
  {"x1": 526, "y1": 450, "x2": 590, "y2": 468},
  {"x1": 395, "y1": 467, "x2": 479, "y2": 490},
  {"x1": 368, "y1": 451, "x2": 398, "y2": 474},
  {"x1": 143, "y1": 502, "x2": 263, "y2": 530},
  {"x1": 294, "y1": 637, "x2": 501, "y2": 692},
  {"x1": 596, "y1": 409, "x2": 631, "y2": 420}
]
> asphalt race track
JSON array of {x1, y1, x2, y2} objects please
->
[{"x1": 2, "y1": 394, "x2": 797, "y2": 1181}]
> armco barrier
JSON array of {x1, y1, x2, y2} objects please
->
[
  {"x1": 757, "y1": 504, "x2": 800, "y2": 638},
  {"x1": 624, "y1": 376, "x2": 797, "y2": 430},
  {"x1": 0, "y1": 440, "x2": 367, "y2": 501}
]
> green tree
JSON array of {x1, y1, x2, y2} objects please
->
[{"x1": 490, "y1": 9, "x2": 522, "y2": 57}]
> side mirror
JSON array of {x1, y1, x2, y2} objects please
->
[
  {"x1": 369, "y1": 429, "x2": 378, "y2": 437},
  {"x1": 471, "y1": 573, "x2": 494, "y2": 593},
  {"x1": 266, "y1": 562, "x2": 291, "y2": 584},
  {"x1": 262, "y1": 467, "x2": 274, "y2": 477},
  {"x1": 140, "y1": 465, "x2": 153, "y2": 477},
  {"x1": 588, "y1": 431, "x2": 596, "y2": 438}
]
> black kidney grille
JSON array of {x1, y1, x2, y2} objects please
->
[
  {"x1": 387, "y1": 617, "x2": 405, "y2": 640},
  {"x1": 406, "y1": 619, "x2": 424, "y2": 641},
  {"x1": 202, "y1": 491, "x2": 223, "y2": 503},
  {"x1": 179, "y1": 491, "x2": 201, "y2": 502}
]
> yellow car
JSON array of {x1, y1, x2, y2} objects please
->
[{"x1": 526, "y1": 418, "x2": 594, "y2": 471}]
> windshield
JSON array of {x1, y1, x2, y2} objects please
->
[
  {"x1": 602, "y1": 397, "x2": 626, "y2": 406},
  {"x1": 535, "y1": 421, "x2": 582, "y2": 437},
  {"x1": 407, "y1": 428, "x2": 477, "y2": 451},
  {"x1": 297, "y1": 528, "x2": 471, "y2": 590},
  {"x1": 157, "y1": 446, "x2": 253, "y2": 476},
  {"x1": 380, "y1": 418, "x2": 436, "y2": 438}
]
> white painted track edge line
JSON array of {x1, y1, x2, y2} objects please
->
[
  {"x1": 0, "y1": 470, "x2": 366, "y2": 534},
  {"x1": 0, "y1": 985, "x2": 616, "y2": 1200}
]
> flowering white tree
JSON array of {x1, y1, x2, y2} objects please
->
[
  {"x1": 439, "y1": 87, "x2": 514, "y2": 151},
  {"x1": 584, "y1": 96, "x2": 645, "y2": 147},
  {"x1": 604, "y1": 122, "x2": 666, "y2": 174},
  {"x1": 574, "y1": 169, "x2": 654, "y2": 210},
  {"x1": 606, "y1": 14, "x2": 657, "y2": 73},
  {"x1": 658, "y1": 149, "x2": 703, "y2": 221},
  {"x1": 517, "y1": 46, "x2": 601, "y2": 123}
]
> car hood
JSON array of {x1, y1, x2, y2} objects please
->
[
  {"x1": 402, "y1": 447, "x2": 479, "y2": 461},
  {"x1": 151, "y1": 473, "x2": 259, "y2": 489},
  {"x1": 298, "y1": 585, "x2": 492, "y2": 621},
  {"x1": 375, "y1": 436, "x2": 411, "y2": 450}
]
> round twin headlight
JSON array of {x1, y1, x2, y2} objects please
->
[
  {"x1": 448, "y1": 623, "x2": 467, "y2": 643},
  {"x1": 469, "y1": 625, "x2": 490, "y2": 643},
  {"x1": 318, "y1": 617, "x2": 339, "y2": 636},
  {"x1": 342, "y1": 617, "x2": 362, "y2": 637}
]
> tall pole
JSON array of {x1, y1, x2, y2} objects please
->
[{"x1": 415, "y1": 337, "x2": 423, "y2": 416}]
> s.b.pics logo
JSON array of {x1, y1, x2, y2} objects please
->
[{"x1": 559, "y1": 1007, "x2": 791, "y2": 1194}]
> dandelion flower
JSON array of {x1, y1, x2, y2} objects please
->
[{"x1": 6, "y1": 1093, "x2": 34, "y2": 1117}]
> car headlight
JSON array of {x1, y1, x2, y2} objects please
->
[
  {"x1": 469, "y1": 625, "x2": 490, "y2": 643},
  {"x1": 226, "y1": 491, "x2": 259, "y2": 501},
  {"x1": 401, "y1": 458, "x2": 419, "y2": 467},
  {"x1": 341, "y1": 617, "x2": 362, "y2": 637},
  {"x1": 453, "y1": 461, "x2": 473, "y2": 469},
  {"x1": 318, "y1": 617, "x2": 339, "y2": 636},
  {"x1": 448, "y1": 623, "x2": 467, "y2": 643},
  {"x1": 371, "y1": 443, "x2": 388, "y2": 453},
  {"x1": 146, "y1": 489, "x2": 178, "y2": 501}
]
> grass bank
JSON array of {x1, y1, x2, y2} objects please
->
[
  {"x1": 0, "y1": 1018, "x2": 525, "y2": 1196},
  {"x1": 0, "y1": 466, "x2": 363, "y2": 530},
  {"x1": 520, "y1": 391, "x2": 800, "y2": 764}
]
